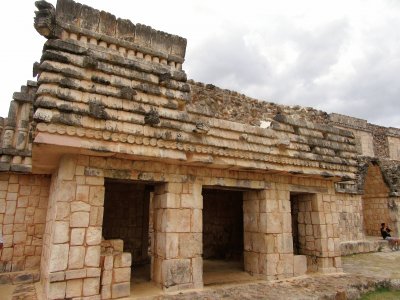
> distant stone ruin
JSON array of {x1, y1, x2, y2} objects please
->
[{"x1": 0, "y1": 0, "x2": 399, "y2": 299}]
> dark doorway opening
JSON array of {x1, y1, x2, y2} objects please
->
[
  {"x1": 103, "y1": 179, "x2": 154, "y2": 284},
  {"x1": 202, "y1": 188, "x2": 248, "y2": 285},
  {"x1": 290, "y1": 193, "x2": 301, "y2": 255}
]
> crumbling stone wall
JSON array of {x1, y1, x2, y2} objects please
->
[
  {"x1": 202, "y1": 189, "x2": 243, "y2": 260},
  {"x1": 188, "y1": 81, "x2": 329, "y2": 126},
  {"x1": 0, "y1": 174, "x2": 50, "y2": 272}
]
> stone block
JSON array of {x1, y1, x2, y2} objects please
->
[
  {"x1": 192, "y1": 257, "x2": 203, "y2": 284},
  {"x1": 243, "y1": 199, "x2": 259, "y2": 213},
  {"x1": 162, "y1": 183, "x2": 182, "y2": 194},
  {"x1": 111, "y1": 282, "x2": 130, "y2": 299},
  {"x1": 71, "y1": 201, "x2": 91, "y2": 212},
  {"x1": 89, "y1": 186, "x2": 105, "y2": 206},
  {"x1": 251, "y1": 232, "x2": 265, "y2": 253},
  {"x1": 86, "y1": 176, "x2": 104, "y2": 186},
  {"x1": 53, "y1": 221, "x2": 70, "y2": 244},
  {"x1": 101, "y1": 284, "x2": 111, "y2": 299},
  {"x1": 264, "y1": 253, "x2": 279, "y2": 276},
  {"x1": 179, "y1": 233, "x2": 202, "y2": 257},
  {"x1": 156, "y1": 193, "x2": 180, "y2": 208},
  {"x1": 66, "y1": 279, "x2": 83, "y2": 298},
  {"x1": 101, "y1": 270, "x2": 112, "y2": 285},
  {"x1": 83, "y1": 277, "x2": 100, "y2": 296},
  {"x1": 311, "y1": 212, "x2": 325, "y2": 225},
  {"x1": 162, "y1": 209, "x2": 191, "y2": 233},
  {"x1": 277, "y1": 254, "x2": 294, "y2": 276},
  {"x1": 90, "y1": 206, "x2": 104, "y2": 226},
  {"x1": 243, "y1": 213, "x2": 259, "y2": 232},
  {"x1": 162, "y1": 259, "x2": 191, "y2": 287},
  {"x1": 1, "y1": 248, "x2": 13, "y2": 260},
  {"x1": 155, "y1": 232, "x2": 179, "y2": 259},
  {"x1": 103, "y1": 255, "x2": 114, "y2": 270},
  {"x1": 25, "y1": 256, "x2": 41, "y2": 269},
  {"x1": 87, "y1": 267, "x2": 101, "y2": 277},
  {"x1": 86, "y1": 226, "x2": 102, "y2": 245},
  {"x1": 191, "y1": 209, "x2": 202, "y2": 233},
  {"x1": 71, "y1": 211, "x2": 90, "y2": 228},
  {"x1": 85, "y1": 246, "x2": 101, "y2": 267},
  {"x1": 69, "y1": 246, "x2": 85, "y2": 269},
  {"x1": 48, "y1": 281, "x2": 66, "y2": 300},
  {"x1": 277, "y1": 233, "x2": 294, "y2": 254},
  {"x1": 244, "y1": 251, "x2": 259, "y2": 275},
  {"x1": 282, "y1": 213, "x2": 292, "y2": 233},
  {"x1": 65, "y1": 269, "x2": 87, "y2": 280},
  {"x1": 55, "y1": 202, "x2": 70, "y2": 221},
  {"x1": 113, "y1": 267, "x2": 131, "y2": 283},
  {"x1": 76, "y1": 185, "x2": 90, "y2": 202},
  {"x1": 264, "y1": 212, "x2": 283, "y2": 234},
  {"x1": 13, "y1": 231, "x2": 27, "y2": 244},
  {"x1": 109, "y1": 239, "x2": 123, "y2": 252},
  {"x1": 260, "y1": 198, "x2": 279, "y2": 213},
  {"x1": 181, "y1": 193, "x2": 202, "y2": 209},
  {"x1": 58, "y1": 156, "x2": 77, "y2": 180},
  {"x1": 55, "y1": 181, "x2": 76, "y2": 202},
  {"x1": 14, "y1": 208, "x2": 26, "y2": 223},
  {"x1": 5, "y1": 200, "x2": 16, "y2": 215},
  {"x1": 49, "y1": 244, "x2": 69, "y2": 272},
  {"x1": 49, "y1": 271, "x2": 65, "y2": 282},
  {"x1": 113, "y1": 252, "x2": 132, "y2": 268},
  {"x1": 71, "y1": 228, "x2": 86, "y2": 245}
]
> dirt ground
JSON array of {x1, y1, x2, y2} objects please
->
[{"x1": 2, "y1": 249, "x2": 400, "y2": 299}]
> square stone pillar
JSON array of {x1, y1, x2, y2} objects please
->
[
  {"x1": 40, "y1": 155, "x2": 104, "y2": 299},
  {"x1": 295, "y1": 193, "x2": 342, "y2": 273},
  {"x1": 243, "y1": 188, "x2": 294, "y2": 280},
  {"x1": 152, "y1": 182, "x2": 203, "y2": 291}
]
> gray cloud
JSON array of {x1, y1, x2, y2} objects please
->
[{"x1": 185, "y1": 11, "x2": 400, "y2": 127}]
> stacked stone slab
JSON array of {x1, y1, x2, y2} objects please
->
[
  {"x1": 31, "y1": 0, "x2": 358, "y2": 180},
  {"x1": 100, "y1": 239, "x2": 132, "y2": 299},
  {"x1": 0, "y1": 81, "x2": 36, "y2": 173}
]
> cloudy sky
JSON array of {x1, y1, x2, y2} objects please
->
[{"x1": 1, "y1": 0, "x2": 399, "y2": 127}]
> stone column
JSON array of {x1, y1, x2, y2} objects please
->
[
  {"x1": 152, "y1": 182, "x2": 203, "y2": 291},
  {"x1": 40, "y1": 155, "x2": 104, "y2": 299},
  {"x1": 312, "y1": 194, "x2": 342, "y2": 273},
  {"x1": 243, "y1": 188, "x2": 294, "y2": 280}
]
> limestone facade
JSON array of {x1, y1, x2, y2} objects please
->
[{"x1": 0, "y1": 0, "x2": 399, "y2": 299}]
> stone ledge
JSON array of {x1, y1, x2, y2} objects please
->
[
  {"x1": 0, "y1": 269, "x2": 40, "y2": 285},
  {"x1": 340, "y1": 240, "x2": 388, "y2": 256}
]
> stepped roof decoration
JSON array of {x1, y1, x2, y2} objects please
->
[{"x1": 0, "y1": 0, "x2": 365, "y2": 180}]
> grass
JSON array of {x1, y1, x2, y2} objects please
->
[{"x1": 360, "y1": 287, "x2": 400, "y2": 300}]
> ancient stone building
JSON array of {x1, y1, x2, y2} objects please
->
[{"x1": 0, "y1": 0, "x2": 399, "y2": 299}]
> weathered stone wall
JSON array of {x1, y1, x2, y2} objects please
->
[
  {"x1": 336, "y1": 194, "x2": 364, "y2": 242},
  {"x1": 40, "y1": 156, "x2": 105, "y2": 299},
  {"x1": 0, "y1": 81, "x2": 36, "y2": 173},
  {"x1": 103, "y1": 181, "x2": 150, "y2": 265},
  {"x1": 188, "y1": 81, "x2": 329, "y2": 126},
  {"x1": 202, "y1": 189, "x2": 243, "y2": 260},
  {"x1": 0, "y1": 174, "x2": 50, "y2": 272},
  {"x1": 34, "y1": 153, "x2": 342, "y2": 296},
  {"x1": 388, "y1": 136, "x2": 400, "y2": 161},
  {"x1": 362, "y1": 164, "x2": 392, "y2": 236}
]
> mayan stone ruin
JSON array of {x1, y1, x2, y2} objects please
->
[{"x1": 0, "y1": 0, "x2": 399, "y2": 299}]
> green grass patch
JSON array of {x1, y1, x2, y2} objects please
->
[{"x1": 360, "y1": 287, "x2": 400, "y2": 300}]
